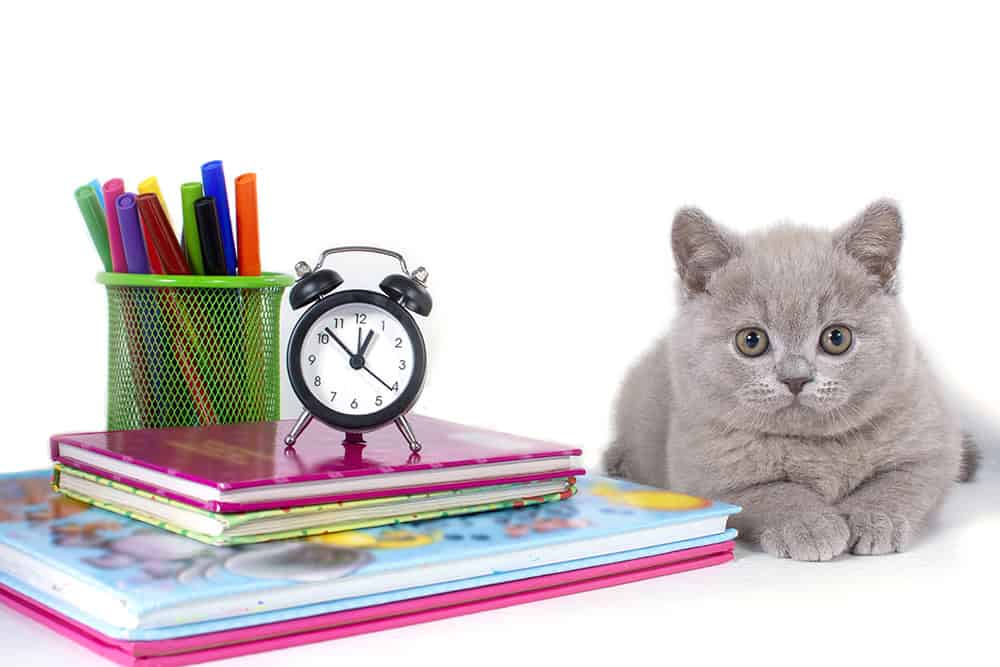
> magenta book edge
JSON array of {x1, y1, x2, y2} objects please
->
[
  {"x1": 0, "y1": 541, "x2": 734, "y2": 666},
  {"x1": 53, "y1": 458, "x2": 587, "y2": 512},
  {"x1": 49, "y1": 416, "x2": 583, "y2": 492}
]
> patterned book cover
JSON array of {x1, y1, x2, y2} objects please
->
[
  {"x1": 52, "y1": 464, "x2": 576, "y2": 546},
  {"x1": 0, "y1": 542, "x2": 736, "y2": 665},
  {"x1": 0, "y1": 470, "x2": 739, "y2": 640},
  {"x1": 49, "y1": 414, "x2": 585, "y2": 512}
]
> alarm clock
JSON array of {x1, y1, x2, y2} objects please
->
[{"x1": 283, "y1": 246, "x2": 432, "y2": 452}]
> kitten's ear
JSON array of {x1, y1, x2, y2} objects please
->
[
  {"x1": 835, "y1": 199, "x2": 903, "y2": 291},
  {"x1": 671, "y1": 207, "x2": 740, "y2": 295}
]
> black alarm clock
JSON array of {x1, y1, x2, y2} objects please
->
[{"x1": 283, "y1": 246, "x2": 432, "y2": 452}]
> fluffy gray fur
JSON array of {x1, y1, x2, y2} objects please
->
[{"x1": 604, "y1": 200, "x2": 978, "y2": 561}]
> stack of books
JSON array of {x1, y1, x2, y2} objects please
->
[
  {"x1": 0, "y1": 468, "x2": 738, "y2": 665},
  {"x1": 47, "y1": 415, "x2": 585, "y2": 545},
  {"x1": 0, "y1": 416, "x2": 740, "y2": 663}
]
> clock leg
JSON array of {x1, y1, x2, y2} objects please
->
[
  {"x1": 284, "y1": 409, "x2": 314, "y2": 447},
  {"x1": 394, "y1": 415, "x2": 422, "y2": 453}
]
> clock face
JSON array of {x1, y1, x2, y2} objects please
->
[{"x1": 298, "y1": 300, "x2": 418, "y2": 418}]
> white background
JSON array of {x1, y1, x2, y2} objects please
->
[{"x1": 0, "y1": 1, "x2": 997, "y2": 665}]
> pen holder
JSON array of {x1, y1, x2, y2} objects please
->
[{"x1": 98, "y1": 272, "x2": 294, "y2": 430}]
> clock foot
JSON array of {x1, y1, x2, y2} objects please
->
[
  {"x1": 395, "y1": 416, "x2": 422, "y2": 453},
  {"x1": 284, "y1": 410, "x2": 314, "y2": 448},
  {"x1": 343, "y1": 431, "x2": 366, "y2": 445},
  {"x1": 341, "y1": 433, "x2": 366, "y2": 467}
]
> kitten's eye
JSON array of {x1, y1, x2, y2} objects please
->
[
  {"x1": 820, "y1": 325, "x2": 853, "y2": 355},
  {"x1": 735, "y1": 328, "x2": 769, "y2": 357}
]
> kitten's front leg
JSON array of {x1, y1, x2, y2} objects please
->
[
  {"x1": 726, "y1": 482, "x2": 850, "y2": 562},
  {"x1": 837, "y1": 460, "x2": 953, "y2": 555}
]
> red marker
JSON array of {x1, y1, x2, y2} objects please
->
[
  {"x1": 137, "y1": 193, "x2": 190, "y2": 275},
  {"x1": 140, "y1": 221, "x2": 164, "y2": 274}
]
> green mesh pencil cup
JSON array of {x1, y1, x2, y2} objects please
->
[{"x1": 98, "y1": 272, "x2": 294, "y2": 430}]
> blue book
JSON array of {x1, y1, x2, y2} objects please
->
[{"x1": 0, "y1": 470, "x2": 738, "y2": 640}]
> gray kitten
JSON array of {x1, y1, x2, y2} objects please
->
[{"x1": 604, "y1": 200, "x2": 979, "y2": 561}]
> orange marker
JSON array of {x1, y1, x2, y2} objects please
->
[{"x1": 235, "y1": 173, "x2": 261, "y2": 276}]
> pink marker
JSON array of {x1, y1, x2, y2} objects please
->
[{"x1": 101, "y1": 178, "x2": 127, "y2": 272}]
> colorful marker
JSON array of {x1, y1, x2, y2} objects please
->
[
  {"x1": 235, "y1": 173, "x2": 261, "y2": 276},
  {"x1": 115, "y1": 193, "x2": 149, "y2": 274},
  {"x1": 88, "y1": 179, "x2": 105, "y2": 210},
  {"x1": 74, "y1": 185, "x2": 112, "y2": 271},
  {"x1": 194, "y1": 196, "x2": 227, "y2": 276},
  {"x1": 101, "y1": 178, "x2": 127, "y2": 272},
  {"x1": 201, "y1": 160, "x2": 237, "y2": 275},
  {"x1": 138, "y1": 176, "x2": 172, "y2": 222},
  {"x1": 180, "y1": 182, "x2": 206, "y2": 275},
  {"x1": 137, "y1": 193, "x2": 189, "y2": 275}
]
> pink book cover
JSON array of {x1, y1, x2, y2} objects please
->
[
  {"x1": 0, "y1": 541, "x2": 734, "y2": 666},
  {"x1": 50, "y1": 414, "x2": 585, "y2": 512}
]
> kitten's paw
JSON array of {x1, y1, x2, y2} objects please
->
[
  {"x1": 844, "y1": 511, "x2": 913, "y2": 555},
  {"x1": 602, "y1": 442, "x2": 635, "y2": 480},
  {"x1": 759, "y1": 512, "x2": 850, "y2": 562}
]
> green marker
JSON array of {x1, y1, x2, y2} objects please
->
[
  {"x1": 74, "y1": 185, "x2": 112, "y2": 271},
  {"x1": 180, "y1": 182, "x2": 207, "y2": 275}
]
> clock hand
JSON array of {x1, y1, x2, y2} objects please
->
[
  {"x1": 362, "y1": 365, "x2": 396, "y2": 393},
  {"x1": 357, "y1": 327, "x2": 362, "y2": 354},
  {"x1": 325, "y1": 328, "x2": 354, "y2": 358},
  {"x1": 358, "y1": 330, "x2": 375, "y2": 358}
]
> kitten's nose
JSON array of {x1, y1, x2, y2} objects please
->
[
  {"x1": 777, "y1": 354, "x2": 815, "y2": 396},
  {"x1": 781, "y1": 376, "x2": 812, "y2": 395}
]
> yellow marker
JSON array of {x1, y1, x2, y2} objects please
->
[{"x1": 138, "y1": 176, "x2": 172, "y2": 223}]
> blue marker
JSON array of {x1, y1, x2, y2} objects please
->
[
  {"x1": 88, "y1": 178, "x2": 105, "y2": 210},
  {"x1": 200, "y1": 160, "x2": 237, "y2": 275}
]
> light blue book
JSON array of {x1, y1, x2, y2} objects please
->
[{"x1": 0, "y1": 469, "x2": 738, "y2": 640}]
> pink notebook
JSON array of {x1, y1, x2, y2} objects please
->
[
  {"x1": 50, "y1": 415, "x2": 584, "y2": 512},
  {"x1": 0, "y1": 541, "x2": 734, "y2": 666}
]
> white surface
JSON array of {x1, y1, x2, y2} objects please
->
[{"x1": 1, "y1": 1, "x2": 998, "y2": 665}]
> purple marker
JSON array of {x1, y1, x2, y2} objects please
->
[
  {"x1": 102, "y1": 179, "x2": 127, "y2": 272},
  {"x1": 115, "y1": 192, "x2": 149, "y2": 273}
]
